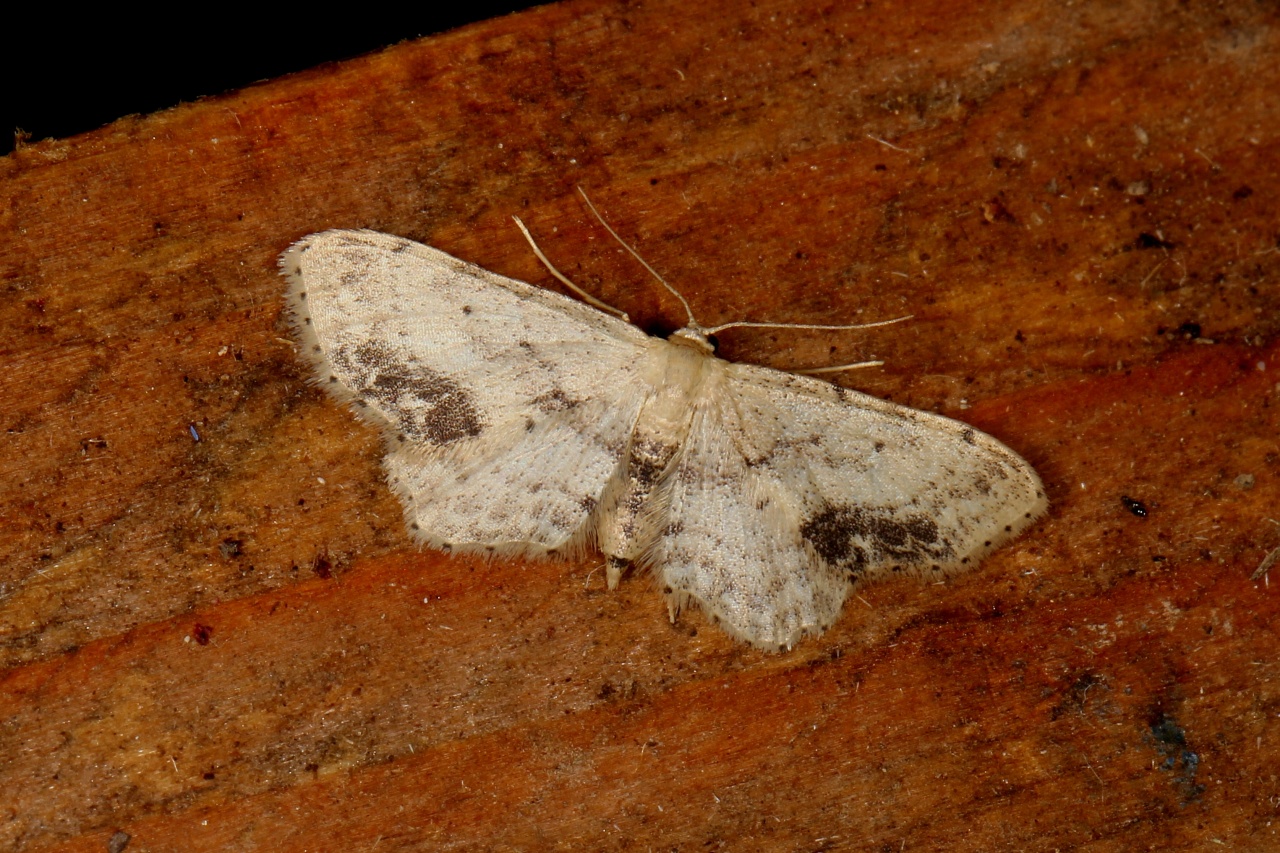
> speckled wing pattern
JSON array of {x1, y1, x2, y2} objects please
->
[
  {"x1": 652, "y1": 362, "x2": 1046, "y2": 648},
  {"x1": 282, "y1": 230, "x2": 654, "y2": 555},
  {"x1": 282, "y1": 229, "x2": 1046, "y2": 650}
]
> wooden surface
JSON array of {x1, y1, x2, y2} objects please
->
[{"x1": 3, "y1": 0, "x2": 1279, "y2": 849}]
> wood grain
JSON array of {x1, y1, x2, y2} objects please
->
[{"x1": 3, "y1": 0, "x2": 1278, "y2": 849}]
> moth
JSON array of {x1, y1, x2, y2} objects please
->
[{"x1": 281, "y1": 221, "x2": 1046, "y2": 650}]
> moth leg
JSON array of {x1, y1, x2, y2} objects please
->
[{"x1": 606, "y1": 556, "x2": 630, "y2": 590}]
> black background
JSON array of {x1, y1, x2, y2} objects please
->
[{"x1": 2, "y1": 7, "x2": 546, "y2": 156}]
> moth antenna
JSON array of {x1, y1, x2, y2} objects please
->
[
  {"x1": 705, "y1": 315, "x2": 913, "y2": 335},
  {"x1": 575, "y1": 189, "x2": 910, "y2": 375},
  {"x1": 576, "y1": 186, "x2": 699, "y2": 328},
  {"x1": 575, "y1": 187, "x2": 913, "y2": 347},
  {"x1": 711, "y1": 316, "x2": 912, "y2": 375},
  {"x1": 512, "y1": 216, "x2": 630, "y2": 322},
  {"x1": 793, "y1": 359, "x2": 884, "y2": 375}
]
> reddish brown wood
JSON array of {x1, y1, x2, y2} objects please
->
[{"x1": 3, "y1": 0, "x2": 1279, "y2": 849}]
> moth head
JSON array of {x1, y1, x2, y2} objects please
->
[{"x1": 668, "y1": 326, "x2": 716, "y2": 355}]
